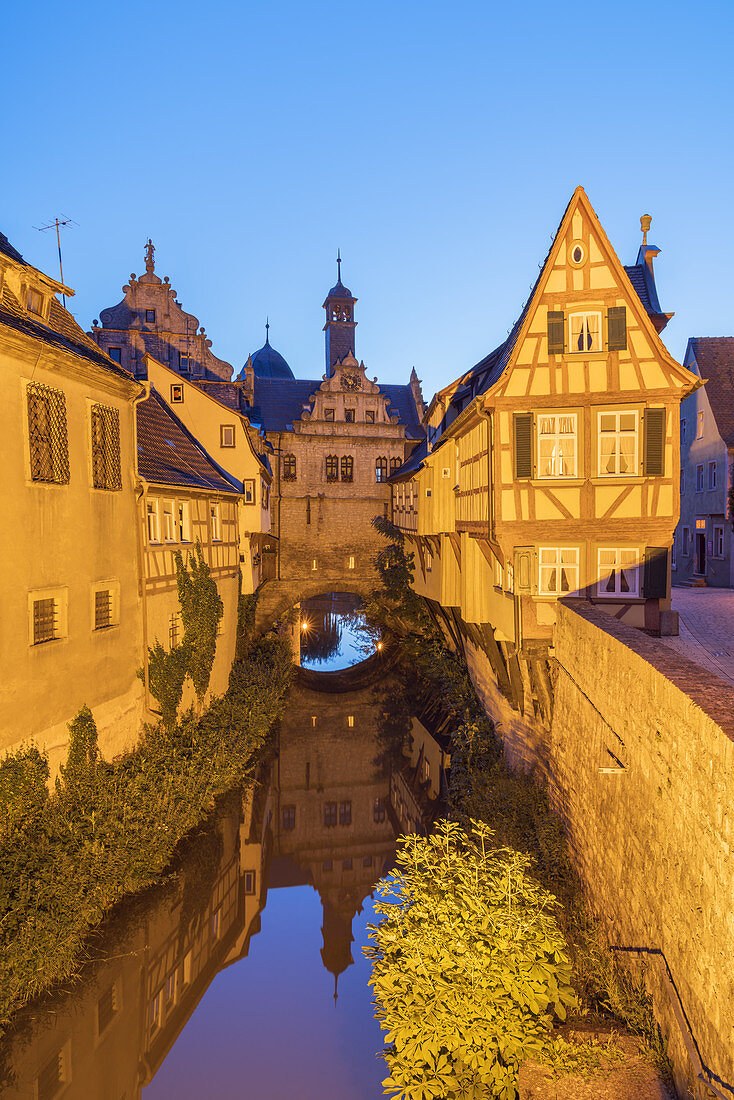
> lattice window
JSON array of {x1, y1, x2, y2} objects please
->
[
  {"x1": 390, "y1": 457, "x2": 401, "y2": 474},
  {"x1": 91, "y1": 404, "x2": 122, "y2": 490},
  {"x1": 375, "y1": 456, "x2": 387, "y2": 482},
  {"x1": 37, "y1": 1050, "x2": 64, "y2": 1100},
  {"x1": 27, "y1": 382, "x2": 70, "y2": 484},
  {"x1": 324, "y1": 802, "x2": 338, "y2": 827},
  {"x1": 325, "y1": 455, "x2": 339, "y2": 482},
  {"x1": 97, "y1": 983, "x2": 117, "y2": 1033},
  {"x1": 339, "y1": 800, "x2": 352, "y2": 825},
  {"x1": 33, "y1": 597, "x2": 58, "y2": 645},
  {"x1": 283, "y1": 454, "x2": 297, "y2": 481},
  {"x1": 94, "y1": 589, "x2": 112, "y2": 630},
  {"x1": 340, "y1": 455, "x2": 353, "y2": 482}
]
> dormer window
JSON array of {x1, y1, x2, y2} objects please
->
[
  {"x1": 27, "y1": 288, "x2": 45, "y2": 316},
  {"x1": 569, "y1": 311, "x2": 602, "y2": 353}
]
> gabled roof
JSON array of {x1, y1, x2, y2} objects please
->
[
  {"x1": 689, "y1": 338, "x2": 734, "y2": 446},
  {"x1": 137, "y1": 389, "x2": 241, "y2": 493}
]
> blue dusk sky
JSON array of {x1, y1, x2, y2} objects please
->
[{"x1": 3, "y1": 0, "x2": 733, "y2": 397}]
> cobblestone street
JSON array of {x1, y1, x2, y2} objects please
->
[{"x1": 659, "y1": 586, "x2": 734, "y2": 686}]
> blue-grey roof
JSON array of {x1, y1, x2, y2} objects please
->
[
  {"x1": 243, "y1": 377, "x2": 425, "y2": 438},
  {"x1": 388, "y1": 437, "x2": 428, "y2": 481},
  {"x1": 137, "y1": 390, "x2": 242, "y2": 493},
  {"x1": 248, "y1": 336, "x2": 294, "y2": 381},
  {"x1": 325, "y1": 278, "x2": 354, "y2": 300}
]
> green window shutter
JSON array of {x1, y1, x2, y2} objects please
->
[
  {"x1": 643, "y1": 547, "x2": 668, "y2": 598},
  {"x1": 644, "y1": 408, "x2": 666, "y2": 476},
  {"x1": 514, "y1": 413, "x2": 533, "y2": 478},
  {"x1": 547, "y1": 311, "x2": 565, "y2": 355},
  {"x1": 608, "y1": 305, "x2": 627, "y2": 351}
]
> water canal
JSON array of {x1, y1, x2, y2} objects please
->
[{"x1": 0, "y1": 596, "x2": 447, "y2": 1100}]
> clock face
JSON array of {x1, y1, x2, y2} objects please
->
[{"x1": 342, "y1": 372, "x2": 361, "y2": 391}]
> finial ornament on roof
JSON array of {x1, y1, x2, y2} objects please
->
[
  {"x1": 337, "y1": 249, "x2": 342, "y2": 284},
  {"x1": 640, "y1": 215, "x2": 652, "y2": 246},
  {"x1": 265, "y1": 317, "x2": 270, "y2": 344},
  {"x1": 145, "y1": 238, "x2": 155, "y2": 273}
]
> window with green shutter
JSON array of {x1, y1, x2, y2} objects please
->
[
  {"x1": 547, "y1": 311, "x2": 565, "y2": 355},
  {"x1": 607, "y1": 306, "x2": 627, "y2": 351},
  {"x1": 643, "y1": 547, "x2": 668, "y2": 598},
  {"x1": 644, "y1": 408, "x2": 666, "y2": 476},
  {"x1": 514, "y1": 413, "x2": 533, "y2": 478}
]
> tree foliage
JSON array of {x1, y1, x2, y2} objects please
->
[
  {"x1": 364, "y1": 516, "x2": 435, "y2": 639},
  {"x1": 365, "y1": 820, "x2": 577, "y2": 1100}
]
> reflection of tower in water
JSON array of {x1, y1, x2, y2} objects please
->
[{"x1": 272, "y1": 677, "x2": 403, "y2": 1001}]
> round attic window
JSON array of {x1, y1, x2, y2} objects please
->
[{"x1": 569, "y1": 242, "x2": 586, "y2": 266}]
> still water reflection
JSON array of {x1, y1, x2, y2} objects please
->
[
  {"x1": 0, "y1": 668, "x2": 449, "y2": 1100},
  {"x1": 299, "y1": 592, "x2": 375, "y2": 672}
]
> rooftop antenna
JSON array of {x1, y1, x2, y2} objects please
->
[{"x1": 34, "y1": 215, "x2": 77, "y2": 306}]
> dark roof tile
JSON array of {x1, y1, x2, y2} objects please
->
[
  {"x1": 690, "y1": 338, "x2": 734, "y2": 447},
  {"x1": 136, "y1": 390, "x2": 241, "y2": 493}
]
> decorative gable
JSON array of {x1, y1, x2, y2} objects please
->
[{"x1": 303, "y1": 352, "x2": 400, "y2": 426}]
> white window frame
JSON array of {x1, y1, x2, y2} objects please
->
[
  {"x1": 595, "y1": 547, "x2": 640, "y2": 598},
  {"x1": 162, "y1": 499, "x2": 176, "y2": 542},
  {"x1": 538, "y1": 547, "x2": 579, "y2": 597},
  {"x1": 568, "y1": 310, "x2": 602, "y2": 354},
  {"x1": 714, "y1": 525, "x2": 725, "y2": 558},
  {"x1": 708, "y1": 461, "x2": 717, "y2": 490},
  {"x1": 177, "y1": 500, "x2": 191, "y2": 543},
  {"x1": 696, "y1": 411, "x2": 704, "y2": 439},
  {"x1": 146, "y1": 499, "x2": 160, "y2": 543},
  {"x1": 696, "y1": 464, "x2": 704, "y2": 493},
  {"x1": 210, "y1": 502, "x2": 222, "y2": 542},
  {"x1": 597, "y1": 409, "x2": 639, "y2": 477},
  {"x1": 536, "y1": 412, "x2": 578, "y2": 479}
]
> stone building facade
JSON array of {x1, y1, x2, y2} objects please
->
[
  {"x1": 673, "y1": 337, "x2": 734, "y2": 586},
  {"x1": 188, "y1": 266, "x2": 426, "y2": 589},
  {"x1": 90, "y1": 240, "x2": 233, "y2": 381}
]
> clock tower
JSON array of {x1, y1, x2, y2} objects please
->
[{"x1": 322, "y1": 251, "x2": 357, "y2": 376}]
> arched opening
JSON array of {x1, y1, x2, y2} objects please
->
[{"x1": 298, "y1": 592, "x2": 377, "y2": 672}]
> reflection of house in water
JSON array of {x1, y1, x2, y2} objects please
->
[
  {"x1": 390, "y1": 700, "x2": 451, "y2": 836},
  {"x1": 270, "y1": 682, "x2": 398, "y2": 998},
  {"x1": 0, "y1": 782, "x2": 271, "y2": 1100}
]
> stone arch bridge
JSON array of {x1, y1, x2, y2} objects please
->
[{"x1": 254, "y1": 576, "x2": 374, "y2": 635}]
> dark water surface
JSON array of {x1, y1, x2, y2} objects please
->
[{"x1": 0, "y1": 621, "x2": 446, "y2": 1100}]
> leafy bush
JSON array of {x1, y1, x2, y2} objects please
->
[
  {"x1": 366, "y1": 820, "x2": 577, "y2": 1099},
  {"x1": 175, "y1": 543, "x2": 223, "y2": 701},
  {"x1": 0, "y1": 628, "x2": 292, "y2": 1034}
]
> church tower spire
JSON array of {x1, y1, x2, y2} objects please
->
[{"x1": 322, "y1": 252, "x2": 357, "y2": 376}]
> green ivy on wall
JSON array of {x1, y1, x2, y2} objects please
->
[{"x1": 175, "y1": 542, "x2": 223, "y2": 702}]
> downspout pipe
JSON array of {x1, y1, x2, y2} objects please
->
[{"x1": 132, "y1": 381, "x2": 152, "y2": 715}]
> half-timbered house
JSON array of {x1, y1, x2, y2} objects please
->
[
  {"x1": 136, "y1": 388, "x2": 242, "y2": 714},
  {"x1": 391, "y1": 187, "x2": 699, "y2": 714}
]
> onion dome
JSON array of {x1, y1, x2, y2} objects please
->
[{"x1": 246, "y1": 322, "x2": 294, "y2": 381}]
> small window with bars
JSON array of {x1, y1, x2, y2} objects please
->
[
  {"x1": 36, "y1": 1047, "x2": 67, "y2": 1100},
  {"x1": 97, "y1": 982, "x2": 118, "y2": 1034},
  {"x1": 27, "y1": 382, "x2": 70, "y2": 484},
  {"x1": 325, "y1": 455, "x2": 339, "y2": 482},
  {"x1": 283, "y1": 454, "x2": 297, "y2": 481},
  {"x1": 91, "y1": 404, "x2": 122, "y2": 490},
  {"x1": 94, "y1": 589, "x2": 113, "y2": 630},
  {"x1": 33, "y1": 597, "x2": 58, "y2": 645}
]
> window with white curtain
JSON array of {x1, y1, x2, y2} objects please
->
[
  {"x1": 539, "y1": 547, "x2": 579, "y2": 595},
  {"x1": 537, "y1": 413, "x2": 577, "y2": 478},
  {"x1": 596, "y1": 548, "x2": 640, "y2": 597},
  {"x1": 598, "y1": 410, "x2": 638, "y2": 476},
  {"x1": 569, "y1": 311, "x2": 602, "y2": 353}
]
